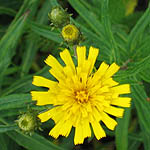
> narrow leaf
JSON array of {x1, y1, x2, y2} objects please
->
[
  {"x1": 0, "y1": 94, "x2": 31, "y2": 110},
  {"x1": 101, "y1": 0, "x2": 120, "y2": 64},
  {"x1": 0, "y1": 125, "x2": 18, "y2": 133},
  {"x1": 115, "y1": 108, "x2": 131, "y2": 150},
  {"x1": 29, "y1": 21, "x2": 62, "y2": 43},
  {"x1": 0, "y1": 13, "x2": 28, "y2": 84},
  {"x1": 128, "y1": 4, "x2": 150, "y2": 54},
  {"x1": 68, "y1": 0, "x2": 105, "y2": 37}
]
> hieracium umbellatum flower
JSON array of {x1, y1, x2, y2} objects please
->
[{"x1": 31, "y1": 46, "x2": 131, "y2": 145}]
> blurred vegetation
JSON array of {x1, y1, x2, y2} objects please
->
[{"x1": 0, "y1": 0, "x2": 150, "y2": 150}]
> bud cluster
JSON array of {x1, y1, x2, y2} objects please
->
[{"x1": 48, "y1": 6, "x2": 83, "y2": 45}]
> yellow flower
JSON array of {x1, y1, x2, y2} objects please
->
[
  {"x1": 61, "y1": 24, "x2": 79, "y2": 43},
  {"x1": 31, "y1": 46, "x2": 131, "y2": 145}
]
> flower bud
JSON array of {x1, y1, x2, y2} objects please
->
[
  {"x1": 16, "y1": 111, "x2": 41, "y2": 134},
  {"x1": 48, "y1": 6, "x2": 70, "y2": 28},
  {"x1": 61, "y1": 24, "x2": 80, "y2": 44}
]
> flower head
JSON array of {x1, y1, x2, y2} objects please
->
[
  {"x1": 31, "y1": 46, "x2": 131, "y2": 145},
  {"x1": 61, "y1": 24, "x2": 80, "y2": 44}
]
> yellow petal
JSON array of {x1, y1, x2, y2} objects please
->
[
  {"x1": 96, "y1": 62, "x2": 109, "y2": 77},
  {"x1": 63, "y1": 66, "x2": 74, "y2": 77},
  {"x1": 111, "y1": 84, "x2": 130, "y2": 94},
  {"x1": 111, "y1": 97, "x2": 131, "y2": 107},
  {"x1": 91, "y1": 121, "x2": 106, "y2": 140},
  {"x1": 31, "y1": 91, "x2": 53, "y2": 105},
  {"x1": 87, "y1": 46, "x2": 99, "y2": 74},
  {"x1": 45, "y1": 54, "x2": 64, "y2": 72},
  {"x1": 49, "y1": 121, "x2": 63, "y2": 138},
  {"x1": 76, "y1": 46, "x2": 86, "y2": 68},
  {"x1": 32, "y1": 76, "x2": 57, "y2": 88},
  {"x1": 74, "y1": 123, "x2": 84, "y2": 145},
  {"x1": 60, "y1": 49, "x2": 75, "y2": 73},
  {"x1": 104, "y1": 63, "x2": 120, "y2": 78},
  {"x1": 82, "y1": 119, "x2": 91, "y2": 138},
  {"x1": 88, "y1": 84, "x2": 101, "y2": 95},
  {"x1": 102, "y1": 78, "x2": 119, "y2": 87},
  {"x1": 92, "y1": 107, "x2": 102, "y2": 122},
  {"x1": 88, "y1": 62, "x2": 109, "y2": 87},
  {"x1": 104, "y1": 106, "x2": 124, "y2": 117},
  {"x1": 49, "y1": 68, "x2": 66, "y2": 81},
  {"x1": 38, "y1": 109, "x2": 54, "y2": 122},
  {"x1": 59, "y1": 121, "x2": 72, "y2": 137},
  {"x1": 81, "y1": 107, "x2": 88, "y2": 118},
  {"x1": 101, "y1": 112, "x2": 117, "y2": 130},
  {"x1": 96, "y1": 86, "x2": 109, "y2": 94},
  {"x1": 51, "y1": 109, "x2": 65, "y2": 123}
]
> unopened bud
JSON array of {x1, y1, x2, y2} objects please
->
[
  {"x1": 61, "y1": 24, "x2": 80, "y2": 44},
  {"x1": 48, "y1": 6, "x2": 70, "y2": 28},
  {"x1": 16, "y1": 111, "x2": 41, "y2": 134}
]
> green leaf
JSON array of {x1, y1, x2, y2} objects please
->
[
  {"x1": 0, "y1": 134, "x2": 8, "y2": 150},
  {"x1": 109, "y1": 0, "x2": 125, "y2": 23},
  {"x1": 1, "y1": 66, "x2": 50, "y2": 96},
  {"x1": 101, "y1": 0, "x2": 120, "y2": 64},
  {"x1": 7, "y1": 131, "x2": 65, "y2": 150},
  {"x1": 113, "y1": 27, "x2": 129, "y2": 62},
  {"x1": 115, "y1": 108, "x2": 131, "y2": 150},
  {"x1": 0, "y1": 6, "x2": 16, "y2": 16},
  {"x1": 128, "y1": 140, "x2": 141, "y2": 150},
  {"x1": 131, "y1": 78, "x2": 150, "y2": 134},
  {"x1": 0, "y1": 107, "x2": 27, "y2": 117},
  {"x1": 12, "y1": 0, "x2": 39, "y2": 23},
  {"x1": 21, "y1": 0, "x2": 53, "y2": 76},
  {"x1": 132, "y1": 35, "x2": 150, "y2": 60},
  {"x1": 115, "y1": 54, "x2": 150, "y2": 78},
  {"x1": 0, "y1": 125, "x2": 18, "y2": 133},
  {"x1": 139, "y1": 67, "x2": 150, "y2": 83},
  {"x1": 0, "y1": 94, "x2": 31, "y2": 111},
  {"x1": 68, "y1": 0, "x2": 105, "y2": 38},
  {"x1": 0, "y1": 13, "x2": 28, "y2": 85},
  {"x1": 141, "y1": 131, "x2": 150, "y2": 150},
  {"x1": 130, "y1": 77, "x2": 150, "y2": 149},
  {"x1": 128, "y1": 133, "x2": 142, "y2": 142},
  {"x1": 128, "y1": 4, "x2": 150, "y2": 55},
  {"x1": 29, "y1": 21, "x2": 62, "y2": 43}
]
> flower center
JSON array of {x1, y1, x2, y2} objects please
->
[
  {"x1": 75, "y1": 90, "x2": 89, "y2": 103},
  {"x1": 64, "y1": 26, "x2": 73, "y2": 35},
  {"x1": 61, "y1": 24, "x2": 79, "y2": 43}
]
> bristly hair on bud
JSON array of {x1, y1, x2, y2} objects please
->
[
  {"x1": 48, "y1": 6, "x2": 70, "y2": 28},
  {"x1": 16, "y1": 109, "x2": 42, "y2": 135},
  {"x1": 61, "y1": 24, "x2": 84, "y2": 45}
]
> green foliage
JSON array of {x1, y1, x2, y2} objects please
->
[{"x1": 0, "y1": 0, "x2": 150, "y2": 149}]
